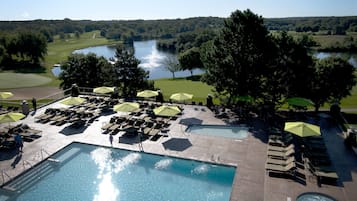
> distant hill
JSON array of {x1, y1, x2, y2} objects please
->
[{"x1": 0, "y1": 16, "x2": 356, "y2": 43}]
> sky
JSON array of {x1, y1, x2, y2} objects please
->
[{"x1": 0, "y1": 0, "x2": 356, "y2": 21}]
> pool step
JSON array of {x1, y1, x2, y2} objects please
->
[{"x1": 3, "y1": 159, "x2": 59, "y2": 192}]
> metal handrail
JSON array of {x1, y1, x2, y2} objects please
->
[
  {"x1": 1, "y1": 170, "x2": 11, "y2": 185},
  {"x1": 40, "y1": 148, "x2": 51, "y2": 160},
  {"x1": 22, "y1": 160, "x2": 33, "y2": 169}
]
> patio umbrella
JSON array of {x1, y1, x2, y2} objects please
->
[
  {"x1": 170, "y1": 93, "x2": 193, "y2": 102},
  {"x1": 137, "y1": 90, "x2": 158, "y2": 98},
  {"x1": 113, "y1": 102, "x2": 140, "y2": 112},
  {"x1": 153, "y1": 105, "x2": 181, "y2": 117},
  {"x1": 286, "y1": 97, "x2": 314, "y2": 107},
  {"x1": 93, "y1": 86, "x2": 115, "y2": 94},
  {"x1": 60, "y1": 96, "x2": 85, "y2": 105},
  {"x1": 0, "y1": 92, "x2": 14, "y2": 99},
  {"x1": 0, "y1": 112, "x2": 25, "y2": 123},
  {"x1": 284, "y1": 122, "x2": 321, "y2": 137}
]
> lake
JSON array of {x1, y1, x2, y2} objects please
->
[
  {"x1": 314, "y1": 52, "x2": 357, "y2": 67},
  {"x1": 52, "y1": 40, "x2": 203, "y2": 80}
]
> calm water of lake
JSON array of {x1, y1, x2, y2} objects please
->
[
  {"x1": 52, "y1": 40, "x2": 203, "y2": 79},
  {"x1": 313, "y1": 52, "x2": 357, "y2": 67}
]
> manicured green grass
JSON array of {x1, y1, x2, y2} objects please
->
[
  {"x1": 0, "y1": 73, "x2": 52, "y2": 89},
  {"x1": 154, "y1": 77, "x2": 216, "y2": 104},
  {"x1": 45, "y1": 31, "x2": 117, "y2": 69},
  {"x1": 340, "y1": 84, "x2": 357, "y2": 108}
]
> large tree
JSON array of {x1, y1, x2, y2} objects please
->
[
  {"x1": 307, "y1": 57, "x2": 356, "y2": 111},
  {"x1": 110, "y1": 45, "x2": 150, "y2": 97},
  {"x1": 201, "y1": 9, "x2": 274, "y2": 103},
  {"x1": 59, "y1": 53, "x2": 110, "y2": 89},
  {"x1": 179, "y1": 47, "x2": 203, "y2": 76}
]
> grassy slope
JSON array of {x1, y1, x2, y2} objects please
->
[
  {"x1": 44, "y1": 31, "x2": 118, "y2": 86},
  {"x1": 154, "y1": 78, "x2": 216, "y2": 104},
  {"x1": 0, "y1": 73, "x2": 51, "y2": 89}
]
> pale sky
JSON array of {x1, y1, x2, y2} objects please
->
[{"x1": 0, "y1": 0, "x2": 356, "y2": 21}]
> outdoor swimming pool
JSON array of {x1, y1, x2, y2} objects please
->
[
  {"x1": 186, "y1": 125, "x2": 249, "y2": 139},
  {"x1": 1, "y1": 143, "x2": 236, "y2": 201}
]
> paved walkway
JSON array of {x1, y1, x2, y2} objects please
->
[{"x1": 0, "y1": 100, "x2": 356, "y2": 201}]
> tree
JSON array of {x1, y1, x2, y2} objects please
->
[
  {"x1": 264, "y1": 31, "x2": 314, "y2": 107},
  {"x1": 59, "y1": 53, "x2": 110, "y2": 89},
  {"x1": 307, "y1": 57, "x2": 356, "y2": 111},
  {"x1": 16, "y1": 32, "x2": 47, "y2": 64},
  {"x1": 110, "y1": 45, "x2": 150, "y2": 97},
  {"x1": 201, "y1": 9, "x2": 273, "y2": 103},
  {"x1": 163, "y1": 54, "x2": 181, "y2": 79},
  {"x1": 178, "y1": 47, "x2": 203, "y2": 76}
]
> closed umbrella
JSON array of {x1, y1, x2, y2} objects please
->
[
  {"x1": 113, "y1": 102, "x2": 140, "y2": 112},
  {"x1": 60, "y1": 97, "x2": 85, "y2": 105},
  {"x1": 93, "y1": 86, "x2": 115, "y2": 94},
  {"x1": 0, "y1": 112, "x2": 25, "y2": 123},
  {"x1": 153, "y1": 105, "x2": 181, "y2": 117},
  {"x1": 137, "y1": 90, "x2": 158, "y2": 98},
  {"x1": 170, "y1": 93, "x2": 193, "y2": 102},
  {"x1": 284, "y1": 122, "x2": 321, "y2": 137},
  {"x1": 286, "y1": 97, "x2": 314, "y2": 107},
  {"x1": 0, "y1": 92, "x2": 14, "y2": 99}
]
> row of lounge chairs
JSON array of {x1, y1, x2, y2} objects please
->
[
  {"x1": 265, "y1": 130, "x2": 297, "y2": 178},
  {"x1": 0, "y1": 105, "x2": 20, "y2": 115},
  {"x1": 0, "y1": 124, "x2": 42, "y2": 150},
  {"x1": 35, "y1": 107, "x2": 100, "y2": 127},
  {"x1": 300, "y1": 136, "x2": 339, "y2": 184}
]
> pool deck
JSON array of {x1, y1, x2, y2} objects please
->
[{"x1": 1, "y1": 101, "x2": 357, "y2": 201}]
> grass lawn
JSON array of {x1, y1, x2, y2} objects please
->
[
  {"x1": 154, "y1": 77, "x2": 216, "y2": 104},
  {"x1": 0, "y1": 73, "x2": 52, "y2": 89}
]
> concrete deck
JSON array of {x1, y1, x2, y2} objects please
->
[{"x1": 1, "y1": 101, "x2": 356, "y2": 201}]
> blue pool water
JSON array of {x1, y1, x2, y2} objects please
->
[
  {"x1": 2, "y1": 143, "x2": 236, "y2": 201},
  {"x1": 296, "y1": 192, "x2": 336, "y2": 201},
  {"x1": 186, "y1": 125, "x2": 249, "y2": 139}
]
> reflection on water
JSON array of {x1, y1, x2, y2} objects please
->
[
  {"x1": 313, "y1": 52, "x2": 357, "y2": 67},
  {"x1": 192, "y1": 164, "x2": 210, "y2": 174},
  {"x1": 57, "y1": 40, "x2": 204, "y2": 79},
  {"x1": 154, "y1": 158, "x2": 173, "y2": 170}
]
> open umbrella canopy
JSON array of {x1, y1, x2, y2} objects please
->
[
  {"x1": 60, "y1": 97, "x2": 86, "y2": 105},
  {"x1": 113, "y1": 102, "x2": 140, "y2": 112},
  {"x1": 137, "y1": 90, "x2": 159, "y2": 98},
  {"x1": 0, "y1": 112, "x2": 25, "y2": 123},
  {"x1": 0, "y1": 92, "x2": 14, "y2": 99},
  {"x1": 153, "y1": 105, "x2": 181, "y2": 117},
  {"x1": 93, "y1": 86, "x2": 115, "y2": 94},
  {"x1": 170, "y1": 93, "x2": 193, "y2": 101},
  {"x1": 286, "y1": 97, "x2": 314, "y2": 107},
  {"x1": 284, "y1": 122, "x2": 321, "y2": 137}
]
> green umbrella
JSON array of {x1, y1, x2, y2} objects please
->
[
  {"x1": 93, "y1": 86, "x2": 115, "y2": 94},
  {"x1": 286, "y1": 97, "x2": 314, "y2": 107},
  {"x1": 0, "y1": 112, "x2": 25, "y2": 123},
  {"x1": 284, "y1": 122, "x2": 321, "y2": 137},
  {"x1": 60, "y1": 97, "x2": 86, "y2": 105},
  {"x1": 0, "y1": 92, "x2": 14, "y2": 99},
  {"x1": 153, "y1": 105, "x2": 181, "y2": 117},
  {"x1": 113, "y1": 102, "x2": 140, "y2": 112},
  {"x1": 170, "y1": 93, "x2": 193, "y2": 101},
  {"x1": 137, "y1": 90, "x2": 158, "y2": 98}
]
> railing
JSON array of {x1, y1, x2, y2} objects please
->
[
  {"x1": 40, "y1": 148, "x2": 51, "y2": 160},
  {"x1": 22, "y1": 160, "x2": 33, "y2": 169},
  {"x1": 1, "y1": 170, "x2": 11, "y2": 185}
]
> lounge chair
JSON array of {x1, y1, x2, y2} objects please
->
[
  {"x1": 268, "y1": 135, "x2": 293, "y2": 147},
  {"x1": 265, "y1": 161, "x2": 296, "y2": 176},
  {"x1": 266, "y1": 156, "x2": 295, "y2": 166},
  {"x1": 267, "y1": 148, "x2": 295, "y2": 159},
  {"x1": 268, "y1": 144, "x2": 295, "y2": 152}
]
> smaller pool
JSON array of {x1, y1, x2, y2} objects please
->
[
  {"x1": 297, "y1": 192, "x2": 337, "y2": 201},
  {"x1": 186, "y1": 125, "x2": 249, "y2": 139}
]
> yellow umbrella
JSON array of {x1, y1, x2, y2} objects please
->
[
  {"x1": 170, "y1": 93, "x2": 193, "y2": 102},
  {"x1": 60, "y1": 97, "x2": 86, "y2": 105},
  {"x1": 284, "y1": 122, "x2": 321, "y2": 137},
  {"x1": 153, "y1": 105, "x2": 181, "y2": 117},
  {"x1": 0, "y1": 92, "x2": 14, "y2": 99},
  {"x1": 0, "y1": 112, "x2": 25, "y2": 123},
  {"x1": 137, "y1": 90, "x2": 158, "y2": 98},
  {"x1": 113, "y1": 102, "x2": 140, "y2": 112},
  {"x1": 93, "y1": 86, "x2": 115, "y2": 94}
]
